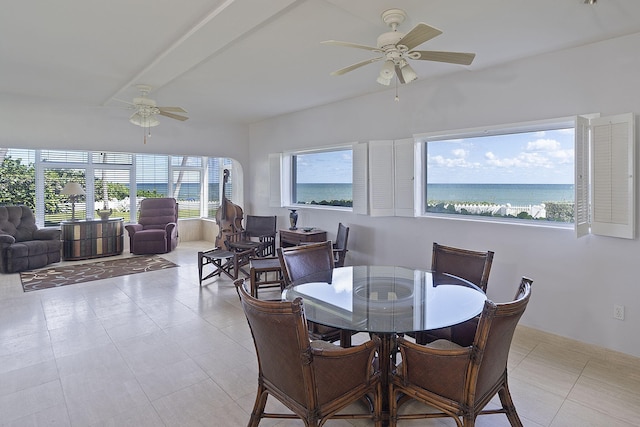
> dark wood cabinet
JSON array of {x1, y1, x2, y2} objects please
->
[
  {"x1": 61, "y1": 218, "x2": 124, "y2": 260},
  {"x1": 279, "y1": 229, "x2": 327, "y2": 248}
]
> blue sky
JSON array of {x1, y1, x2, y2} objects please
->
[
  {"x1": 427, "y1": 128, "x2": 575, "y2": 184},
  {"x1": 296, "y1": 150, "x2": 353, "y2": 184},
  {"x1": 295, "y1": 128, "x2": 574, "y2": 185}
]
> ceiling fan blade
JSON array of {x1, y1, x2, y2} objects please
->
[
  {"x1": 158, "y1": 110, "x2": 188, "y2": 121},
  {"x1": 410, "y1": 50, "x2": 476, "y2": 65},
  {"x1": 394, "y1": 65, "x2": 406, "y2": 84},
  {"x1": 321, "y1": 40, "x2": 382, "y2": 52},
  {"x1": 331, "y1": 57, "x2": 384, "y2": 76},
  {"x1": 397, "y1": 23, "x2": 442, "y2": 50},
  {"x1": 158, "y1": 106, "x2": 187, "y2": 113}
]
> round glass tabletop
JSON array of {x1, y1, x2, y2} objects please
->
[{"x1": 283, "y1": 265, "x2": 487, "y2": 334}]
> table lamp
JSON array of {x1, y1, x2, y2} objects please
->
[{"x1": 61, "y1": 182, "x2": 85, "y2": 221}]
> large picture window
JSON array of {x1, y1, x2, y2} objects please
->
[
  {"x1": 290, "y1": 148, "x2": 353, "y2": 208},
  {"x1": 416, "y1": 113, "x2": 635, "y2": 238},
  {"x1": 0, "y1": 148, "x2": 236, "y2": 226},
  {"x1": 425, "y1": 126, "x2": 575, "y2": 222}
]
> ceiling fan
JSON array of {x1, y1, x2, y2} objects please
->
[
  {"x1": 119, "y1": 84, "x2": 188, "y2": 129},
  {"x1": 322, "y1": 9, "x2": 476, "y2": 86}
]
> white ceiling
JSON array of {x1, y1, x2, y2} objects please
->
[{"x1": 2, "y1": 0, "x2": 640, "y2": 127}]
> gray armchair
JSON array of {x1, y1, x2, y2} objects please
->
[{"x1": 0, "y1": 205, "x2": 61, "y2": 273}]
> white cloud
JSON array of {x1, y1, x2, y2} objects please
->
[
  {"x1": 452, "y1": 148, "x2": 467, "y2": 158},
  {"x1": 526, "y1": 138, "x2": 560, "y2": 151}
]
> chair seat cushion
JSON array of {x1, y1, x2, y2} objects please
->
[
  {"x1": 426, "y1": 339, "x2": 464, "y2": 350},
  {"x1": 7, "y1": 240, "x2": 60, "y2": 257},
  {"x1": 133, "y1": 229, "x2": 166, "y2": 242}
]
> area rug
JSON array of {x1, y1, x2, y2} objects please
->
[{"x1": 20, "y1": 255, "x2": 178, "y2": 292}]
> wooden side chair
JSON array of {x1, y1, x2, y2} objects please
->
[
  {"x1": 390, "y1": 277, "x2": 533, "y2": 427},
  {"x1": 225, "y1": 215, "x2": 277, "y2": 258},
  {"x1": 234, "y1": 279, "x2": 382, "y2": 427},
  {"x1": 277, "y1": 241, "x2": 353, "y2": 347},
  {"x1": 332, "y1": 222, "x2": 350, "y2": 267}
]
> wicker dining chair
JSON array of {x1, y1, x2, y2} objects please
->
[
  {"x1": 413, "y1": 242, "x2": 495, "y2": 345},
  {"x1": 390, "y1": 277, "x2": 533, "y2": 427},
  {"x1": 431, "y1": 242, "x2": 494, "y2": 292},
  {"x1": 234, "y1": 279, "x2": 382, "y2": 427},
  {"x1": 277, "y1": 241, "x2": 353, "y2": 346}
]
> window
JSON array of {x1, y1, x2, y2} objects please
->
[
  {"x1": 0, "y1": 148, "x2": 236, "y2": 226},
  {"x1": 279, "y1": 147, "x2": 353, "y2": 208},
  {"x1": 415, "y1": 114, "x2": 635, "y2": 238},
  {"x1": 424, "y1": 125, "x2": 575, "y2": 223}
]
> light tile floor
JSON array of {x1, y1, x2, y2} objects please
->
[{"x1": 0, "y1": 241, "x2": 638, "y2": 426}]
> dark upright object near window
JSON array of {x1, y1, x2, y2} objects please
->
[
  {"x1": 390, "y1": 278, "x2": 533, "y2": 427},
  {"x1": 0, "y1": 205, "x2": 61, "y2": 273},
  {"x1": 234, "y1": 279, "x2": 382, "y2": 427},
  {"x1": 125, "y1": 198, "x2": 178, "y2": 255}
]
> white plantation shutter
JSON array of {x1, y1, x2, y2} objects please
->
[
  {"x1": 575, "y1": 116, "x2": 590, "y2": 238},
  {"x1": 268, "y1": 153, "x2": 282, "y2": 207},
  {"x1": 394, "y1": 138, "x2": 415, "y2": 217},
  {"x1": 352, "y1": 142, "x2": 368, "y2": 215},
  {"x1": 590, "y1": 113, "x2": 635, "y2": 239},
  {"x1": 369, "y1": 140, "x2": 395, "y2": 216}
]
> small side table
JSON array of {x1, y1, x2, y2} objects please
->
[
  {"x1": 279, "y1": 228, "x2": 327, "y2": 248},
  {"x1": 249, "y1": 257, "x2": 283, "y2": 298}
]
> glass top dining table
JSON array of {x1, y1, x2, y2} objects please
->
[
  {"x1": 282, "y1": 265, "x2": 487, "y2": 425},
  {"x1": 282, "y1": 265, "x2": 487, "y2": 336}
]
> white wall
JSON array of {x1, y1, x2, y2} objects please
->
[
  {"x1": 0, "y1": 93, "x2": 250, "y2": 161},
  {"x1": 248, "y1": 32, "x2": 640, "y2": 357}
]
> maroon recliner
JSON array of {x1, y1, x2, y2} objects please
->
[{"x1": 125, "y1": 198, "x2": 178, "y2": 255}]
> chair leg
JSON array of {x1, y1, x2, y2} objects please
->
[
  {"x1": 197, "y1": 251, "x2": 204, "y2": 285},
  {"x1": 498, "y1": 383, "x2": 523, "y2": 427},
  {"x1": 248, "y1": 386, "x2": 268, "y2": 427}
]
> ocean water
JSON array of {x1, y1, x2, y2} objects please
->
[
  {"x1": 295, "y1": 183, "x2": 352, "y2": 203},
  {"x1": 139, "y1": 182, "x2": 574, "y2": 207},
  {"x1": 427, "y1": 184, "x2": 574, "y2": 205}
]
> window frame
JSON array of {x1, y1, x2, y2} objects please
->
[
  {"x1": 414, "y1": 113, "x2": 635, "y2": 238},
  {"x1": 279, "y1": 144, "x2": 355, "y2": 211},
  {"x1": 414, "y1": 116, "x2": 578, "y2": 228},
  {"x1": 2, "y1": 147, "x2": 236, "y2": 226}
]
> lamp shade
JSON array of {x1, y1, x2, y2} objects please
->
[{"x1": 61, "y1": 182, "x2": 85, "y2": 196}]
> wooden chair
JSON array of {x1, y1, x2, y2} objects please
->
[
  {"x1": 431, "y1": 242, "x2": 494, "y2": 292},
  {"x1": 332, "y1": 222, "x2": 350, "y2": 267},
  {"x1": 390, "y1": 277, "x2": 533, "y2": 427},
  {"x1": 414, "y1": 242, "x2": 494, "y2": 345},
  {"x1": 234, "y1": 279, "x2": 382, "y2": 427},
  {"x1": 225, "y1": 215, "x2": 277, "y2": 258},
  {"x1": 278, "y1": 241, "x2": 353, "y2": 347}
]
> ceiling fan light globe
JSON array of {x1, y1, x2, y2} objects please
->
[
  {"x1": 380, "y1": 60, "x2": 395, "y2": 79},
  {"x1": 129, "y1": 113, "x2": 160, "y2": 128},
  {"x1": 400, "y1": 63, "x2": 418, "y2": 83},
  {"x1": 376, "y1": 75, "x2": 391, "y2": 86}
]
